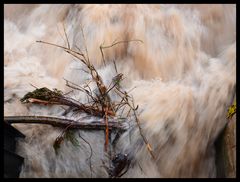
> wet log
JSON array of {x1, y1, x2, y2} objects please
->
[{"x1": 4, "y1": 116, "x2": 127, "y2": 132}]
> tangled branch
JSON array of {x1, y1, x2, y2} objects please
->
[{"x1": 10, "y1": 25, "x2": 155, "y2": 177}]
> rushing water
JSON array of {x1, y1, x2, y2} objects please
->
[{"x1": 4, "y1": 4, "x2": 236, "y2": 178}]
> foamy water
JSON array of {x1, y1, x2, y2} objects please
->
[{"x1": 4, "y1": 4, "x2": 236, "y2": 178}]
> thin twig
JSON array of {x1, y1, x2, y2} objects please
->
[
  {"x1": 36, "y1": 40, "x2": 83, "y2": 57},
  {"x1": 100, "y1": 39, "x2": 143, "y2": 50},
  {"x1": 63, "y1": 78, "x2": 98, "y2": 105},
  {"x1": 104, "y1": 106, "x2": 109, "y2": 152},
  {"x1": 29, "y1": 83, "x2": 38, "y2": 89},
  {"x1": 79, "y1": 24, "x2": 90, "y2": 64},
  {"x1": 127, "y1": 98, "x2": 155, "y2": 159},
  {"x1": 100, "y1": 44, "x2": 107, "y2": 66},
  {"x1": 62, "y1": 22, "x2": 70, "y2": 49},
  {"x1": 113, "y1": 60, "x2": 118, "y2": 74},
  {"x1": 56, "y1": 24, "x2": 67, "y2": 46},
  {"x1": 78, "y1": 132, "x2": 93, "y2": 178},
  {"x1": 100, "y1": 39, "x2": 143, "y2": 67}
]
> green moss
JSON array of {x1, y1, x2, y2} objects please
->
[
  {"x1": 227, "y1": 100, "x2": 236, "y2": 119},
  {"x1": 20, "y1": 87, "x2": 63, "y2": 102},
  {"x1": 65, "y1": 130, "x2": 80, "y2": 147},
  {"x1": 53, "y1": 130, "x2": 80, "y2": 155}
]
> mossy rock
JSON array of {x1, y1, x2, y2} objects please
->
[{"x1": 215, "y1": 97, "x2": 236, "y2": 178}]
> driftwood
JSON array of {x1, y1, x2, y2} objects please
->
[{"x1": 4, "y1": 116, "x2": 127, "y2": 131}]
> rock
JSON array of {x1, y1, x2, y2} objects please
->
[{"x1": 215, "y1": 103, "x2": 236, "y2": 178}]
